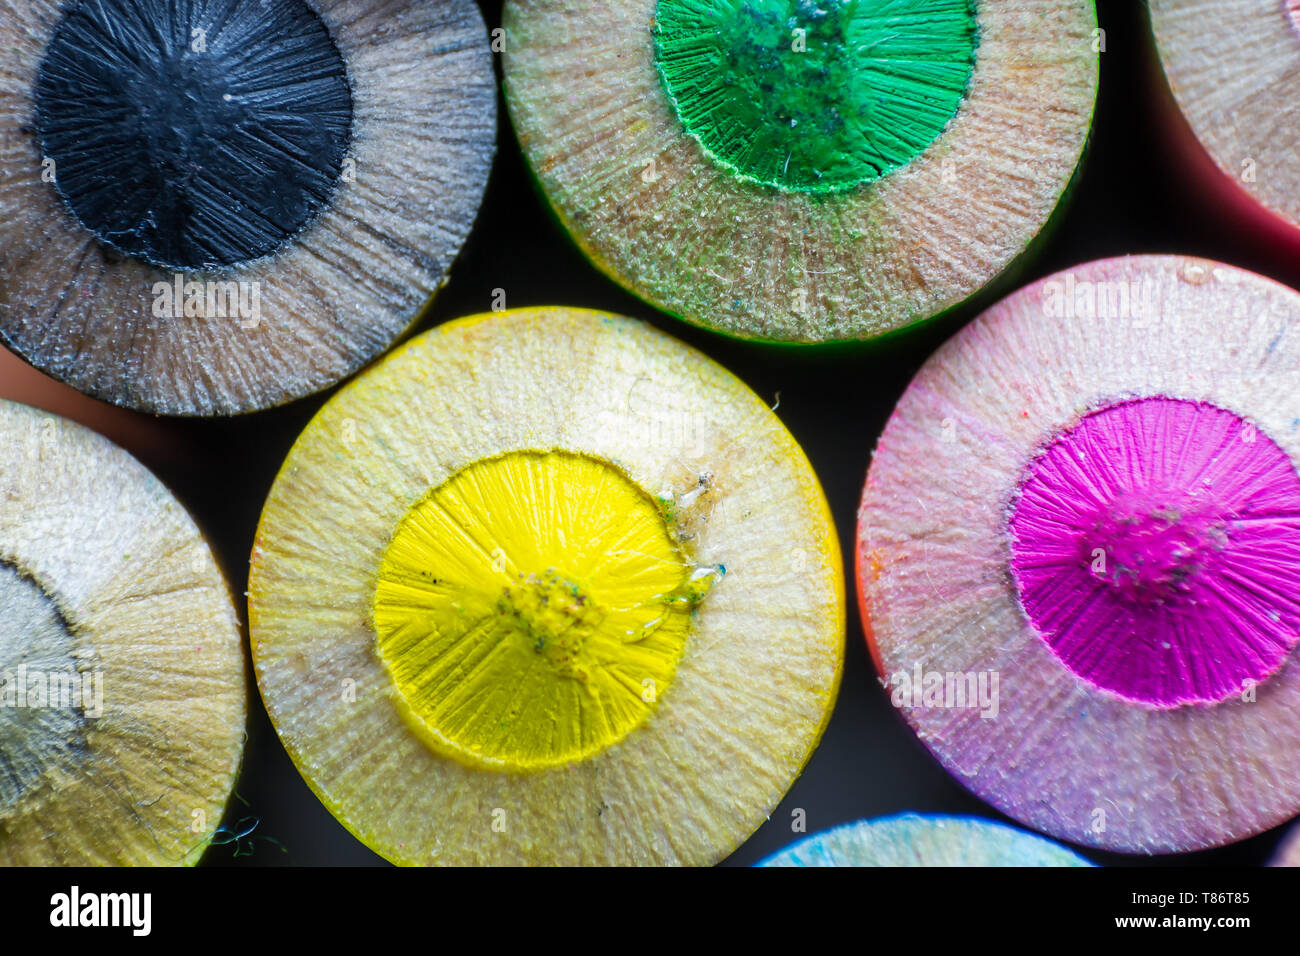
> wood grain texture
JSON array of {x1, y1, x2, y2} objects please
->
[
  {"x1": 249, "y1": 307, "x2": 844, "y2": 865},
  {"x1": 503, "y1": 0, "x2": 1098, "y2": 343},
  {"x1": 0, "y1": 400, "x2": 245, "y2": 865},
  {"x1": 0, "y1": 0, "x2": 496, "y2": 415},
  {"x1": 760, "y1": 814, "x2": 1093, "y2": 866},
  {"x1": 1150, "y1": 0, "x2": 1300, "y2": 231},
  {"x1": 858, "y1": 255, "x2": 1300, "y2": 854}
]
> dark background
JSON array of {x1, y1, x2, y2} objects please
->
[{"x1": 9, "y1": 0, "x2": 1300, "y2": 866}]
